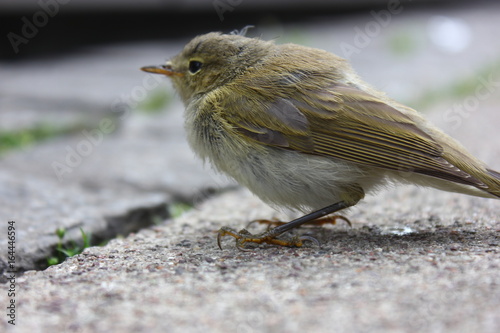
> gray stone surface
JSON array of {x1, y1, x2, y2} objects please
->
[
  {"x1": 5, "y1": 184, "x2": 499, "y2": 333},
  {"x1": 0, "y1": 105, "x2": 231, "y2": 271},
  {"x1": 0, "y1": 104, "x2": 230, "y2": 199},
  {"x1": 0, "y1": 168, "x2": 169, "y2": 271},
  {"x1": 1, "y1": 2, "x2": 500, "y2": 332},
  {"x1": 0, "y1": 45, "x2": 231, "y2": 272}
]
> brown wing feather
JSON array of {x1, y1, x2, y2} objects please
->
[{"x1": 224, "y1": 84, "x2": 488, "y2": 190}]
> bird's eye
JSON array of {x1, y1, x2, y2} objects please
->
[{"x1": 188, "y1": 60, "x2": 203, "y2": 74}]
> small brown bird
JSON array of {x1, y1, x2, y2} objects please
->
[{"x1": 142, "y1": 28, "x2": 500, "y2": 250}]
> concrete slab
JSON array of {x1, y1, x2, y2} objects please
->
[{"x1": 1, "y1": 3, "x2": 499, "y2": 332}]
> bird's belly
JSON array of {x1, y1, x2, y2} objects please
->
[
  {"x1": 212, "y1": 144, "x2": 373, "y2": 211},
  {"x1": 186, "y1": 111, "x2": 377, "y2": 211}
]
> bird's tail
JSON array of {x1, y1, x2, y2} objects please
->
[{"x1": 485, "y1": 169, "x2": 500, "y2": 198}]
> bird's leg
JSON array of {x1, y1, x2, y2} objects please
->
[
  {"x1": 248, "y1": 215, "x2": 352, "y2": 229},
  {"x1": 217, "y1": 201, "x2": 352, "y2": 251}
]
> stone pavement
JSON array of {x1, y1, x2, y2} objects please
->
[
  {"x1": 1, "y1": 3, "x2": 499, "y2": 332},
  {"x1": 0, "y1": 46, "x2": 232, "y2": 272}
]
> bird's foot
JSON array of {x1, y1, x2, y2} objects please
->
[{"x1": 217, "y1": 226, "x2": 319, "y2": 251}]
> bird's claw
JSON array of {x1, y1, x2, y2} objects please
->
[{"x1": 217, "y1": 226, "x2": 320, "y2": 251}]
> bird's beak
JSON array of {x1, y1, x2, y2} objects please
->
[{"x1": 140, "y1": 64, "x2": 184, "y2": 77}]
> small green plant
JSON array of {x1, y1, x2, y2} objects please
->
[
  {"x1": 168, "y1": 202, "x2": 193, "y2": 219},
  {"x1": 137, "y1": 88, "x2": 173, "y2": 113},
  {"x1": 0, "y1": 123, "x2": 82, "y2": 156},
  {"x1": 389, "y1": 30, "x2": 418, "y2": 56},
  {"x1": 410, "y1": 59, "x2": 500, "y2": 110},
  {"x1": 47, "y1": 227, "x2": 92, "y2": 266}
]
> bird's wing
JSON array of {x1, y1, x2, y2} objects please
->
[{"x1": 222, "y1": 83, "x2": 487, "y2": 189}]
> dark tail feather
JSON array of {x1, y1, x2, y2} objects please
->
[
  {"x1": 488, "y1": 169, "x2": 500, "y2": 179},
  {"x1": 486, "y1": 168, "x2": 500, "y2": 198}
]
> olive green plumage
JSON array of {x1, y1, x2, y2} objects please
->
[{"x1": 142, "y1": 30, "x2": 499, "y2": 248}]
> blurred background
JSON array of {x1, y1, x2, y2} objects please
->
[
  {"x1": 1, "y1": 0, "x2": 499, "y2": 140},
  {"x1": 1, "y1": 0, "x2": 499, "y2": 270}
]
